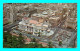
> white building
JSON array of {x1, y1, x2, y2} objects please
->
[{"x1": 18, "y1": 17, "x2": 54, "y2": 36}]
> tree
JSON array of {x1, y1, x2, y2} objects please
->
[
  {"x1": 48, "y1": 42, "x2": 53, "y2": 48},
  {"x1": 17, "y1": 33, "x2": 24, "y2": 48},
  {"x1": 3, "y1": 31, "x2": 11, "y2": 42},
  {"x1": 59, "y1": 41, "x2": 62, "y2": 46},
  {"x1": 18, "y1": 33, "x2": 24, "y2": 44},
  {"x1": 11, "y1": 36, "x2": 19, "y2": 48},
  {"x1": 3, "y1": 32, "x2": 44, "y2": 48},
  {"x1": 3, "y1": 31, "x2": 13, "y2": 48},
  {"x1": 38, "y1": 32, "x2": 41, "y2": 37},
  {"x1": 33, "y1": 42, "x2": 43, "y2": 48},
  {"x1": 32, "y1": 38, "x2": 36, "y2": 42}
]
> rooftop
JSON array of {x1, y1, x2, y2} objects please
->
[{"x1": 29, "y1": 20, "x2": 38, "y2": 24}]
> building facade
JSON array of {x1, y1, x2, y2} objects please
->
[{"x1": 18, "y1": 17, "x2": 53, "y2": 36}]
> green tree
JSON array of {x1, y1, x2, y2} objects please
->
[
  {"x1": 3, "y1": 31, "x2": 12, "y2": 48},
  {"x1": 18, "y1": 33, "x2": 24, "y2": 43},
  {"x1": 48, "y1": 42, "x2": 53, "y2": 48},
  {"x1": 32, "y1": 38, "x2": 36, "y2": 42},
  {"x1": 59, "y1": 41, "x2": 62, "y2": 46},
  {"x1": 17, "y1": 33, "x2": 24, "y2": 47},
  {"x1": 3, "y1": 31, "x2": 44, "y2": 48},
  {"x1": 38, "y1": 32, "x2": 41, "y2": 37}
]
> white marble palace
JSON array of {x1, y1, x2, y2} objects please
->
[{"x1": 18, "y1": 17, "x2": 54, "y2": 36}]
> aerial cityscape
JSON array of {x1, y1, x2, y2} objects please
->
[{"x1": 3, "y1": 3, "x2": 77, "y2": 48}]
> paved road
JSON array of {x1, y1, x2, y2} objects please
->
[
  {"x1": 67, "y1": 32, "x2": 77, "y2": 47},
  {"x1": 3, "y1": 21, "x2": 19, "y2": 31}
]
